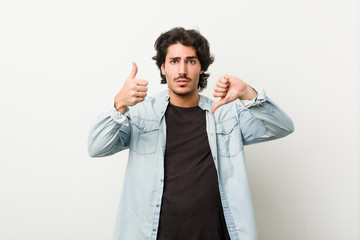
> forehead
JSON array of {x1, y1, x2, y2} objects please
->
[{"x1": 166, "y1": 43, "x2": 197, "y2": 58}]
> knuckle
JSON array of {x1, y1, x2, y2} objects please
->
[{"x1": 131, "y1": 92, "x2": 138, "y2": 99}]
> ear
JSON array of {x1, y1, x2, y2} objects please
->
[
  {"x1": 161, "y1": 63, "x2": 165, "y2": 75},
  {"x1": 200, "y1": 70, "x2": 204, "y2": 74}
]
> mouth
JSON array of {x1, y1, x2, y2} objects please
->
[
  {"x1": 176, "y1": 78, "x2": 189, "y2": 82},
  {"x1": 175, "y1": 77, "x2": 190, "y2": 86},
  {"x1": 176, "y1": 79, "x2": 189, "y2": 86}
]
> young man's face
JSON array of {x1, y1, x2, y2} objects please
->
[{"x1": 161, "y1": 43, "x2": 203, "y2": 97}]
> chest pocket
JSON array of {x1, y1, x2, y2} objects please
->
[
  {"x1": 130, "y1": 117, "x2": 160, "y2": 155},
  {"x1": 216, "y1": 117, "x2": 243, "y2": 157}
]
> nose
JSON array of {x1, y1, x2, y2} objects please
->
[{"x1": 178, "y1": 61, "x2": 188, "y2": 75}]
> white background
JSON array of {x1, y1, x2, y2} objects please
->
[{"x1": 1, "y1": 0, "x2": 359, "y2": 239}]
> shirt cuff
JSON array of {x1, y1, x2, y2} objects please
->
[
  {"x1": 108, "y1": 106, "x2": 129, "y2": 124},
  {"x1": 240, "y1": 87, "x2": 267, "y2": 108}
]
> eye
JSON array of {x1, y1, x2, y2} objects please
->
[
  {"x1": 187, "y1": 60, "x2": 196, "y2": 64},
  {"x1": 170, "y1": 59, "x2": 178, "y2": 64}
]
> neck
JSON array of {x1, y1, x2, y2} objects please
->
[{"x1": 168, "y1": 89, "x2": 199, "y2": 108}]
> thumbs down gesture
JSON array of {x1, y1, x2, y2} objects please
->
[{"x1": 211, "y1": 76, "x2": 258, "y2": 114}]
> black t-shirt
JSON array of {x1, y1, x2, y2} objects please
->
[{"x1": 156, "y1": 103, "x2": 230, "y2": 240}]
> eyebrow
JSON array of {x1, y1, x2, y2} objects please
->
[{"x1": 169, "y1": 56, "x2": 198, "y2": 60}]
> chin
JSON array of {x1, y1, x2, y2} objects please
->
[{"x1": 170, "y1": 87, "x2": 196, "y2": 97}]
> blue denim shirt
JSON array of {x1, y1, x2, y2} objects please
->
[{"x1": 88, "y1": 89, "x2": 294, "y2": 240}]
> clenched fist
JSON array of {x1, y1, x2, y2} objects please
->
[
  {"x1": 211, "y1": 75, "x2": 258, "y2": 114},
  {"x1": 114, "y1": 62, "x2": 148, "y2": 114}
]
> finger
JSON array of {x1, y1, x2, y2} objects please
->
[
  {"x1": 135, "y1": 91, "x2": 147, "y2": 98},
  {"x1": 136, "y1": 79, "x2": 148, "y2": 86},
  {"x1": 217, "y1": 80, "x2": 228, "y2": 87},
  {"x1": 215, "y1": 83, "x2": 228, "y2": 91},
  {"x1": 213, "y1": 92, "x2": 227, "y2": 98},
  {"x1": 128, "y1": 62, "x2": 138, "y2": 79},
  {"x1": 211, "y1": 98, "x2": 227, "y2": 114},
  {"x1": 134, "y1": 97, "x2": 145, "y2": 103},
  {"x1": 136, "y1": 86, "x2": 148, "y2": 92},
  {"x1": 219, "y1": 76, "x2": 230, "y2": 84}
]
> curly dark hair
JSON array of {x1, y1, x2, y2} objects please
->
[{"x1": 152, "y1": 27, "x2": 214, "y2": 92}]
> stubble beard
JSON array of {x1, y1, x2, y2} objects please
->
[
  {"x1": 169, "y1": 76, "x2": 198, "y2": 97},
  {"x1": 172, "y1": 88, "x2": 196, "y2": 97}
]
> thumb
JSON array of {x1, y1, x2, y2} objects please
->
[
  {"x1": 128, "y1": 62, "x2": 138, "y2": 79},
  {"x1": 211, "y1": 97, "x2": 227, "y2": 114}
]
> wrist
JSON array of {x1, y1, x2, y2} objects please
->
[
  {"x1": 114, "y1": 101, "x2": 128, "y2": 114},
  {"x1": 239, "y1": 85, "x2": 258, "y2": 100}
]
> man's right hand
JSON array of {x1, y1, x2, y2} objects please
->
[{"x1": 114, "y1": 62, "x2": 148, "y2": 114}]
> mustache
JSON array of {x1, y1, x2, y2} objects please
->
[{"x1": 174, "y1": 75, "x2": 191, "y2": 81}]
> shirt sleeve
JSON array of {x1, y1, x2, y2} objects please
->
[
  {"x1": 240, "y1": 87, "x2": 267, "y2": 108},
  {"x1": 87, "y1": 106, "x2": 131, "y2": 157},
  {"x1": 238, "y1": 89, "x2": 294, "y2": 145}
]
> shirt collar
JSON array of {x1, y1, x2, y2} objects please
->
[{"x1": 159, "y1": 90, "x2": 213, "y2": 113}]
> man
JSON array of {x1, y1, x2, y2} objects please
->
[{"x1": 88, "y1": 27, "x2": 294, "y2": 240}]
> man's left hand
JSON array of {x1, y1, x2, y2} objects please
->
[{"x1": 211, "y1": 76, "x2": 258, "y2": 114}]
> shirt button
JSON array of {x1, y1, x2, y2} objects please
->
[
  {"x1": 143, "y1": 127, "x2": 147, "y2": 131},
  {"x1": 161, "y1": 111, "x2": 164, "y2": 114},
  {"x1": 230, "y1": 228, "x2": 234, "y2": 232},
  {"x1": 153, "y1": 229, "x2": 156, "y2": 232},
  {"x1": 213, "y1": 157, "x2": 216, "y2": 160},
  {"x1": 156, "y1": 204, "x2": 159, "y2": 207},
  {"x1": 160, "y1": 179, "x2": 163, "y2": 182},
  {"x1": 224, "y1": 204, "x2": 227, "y2": 208}
]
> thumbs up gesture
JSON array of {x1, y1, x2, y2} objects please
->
[
  {"x1": 211, "y1": 75, "x2": 258, "y2": 114},
  {"x1": 114, "y1": 62, "x2": 148, "y2": 114}
]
